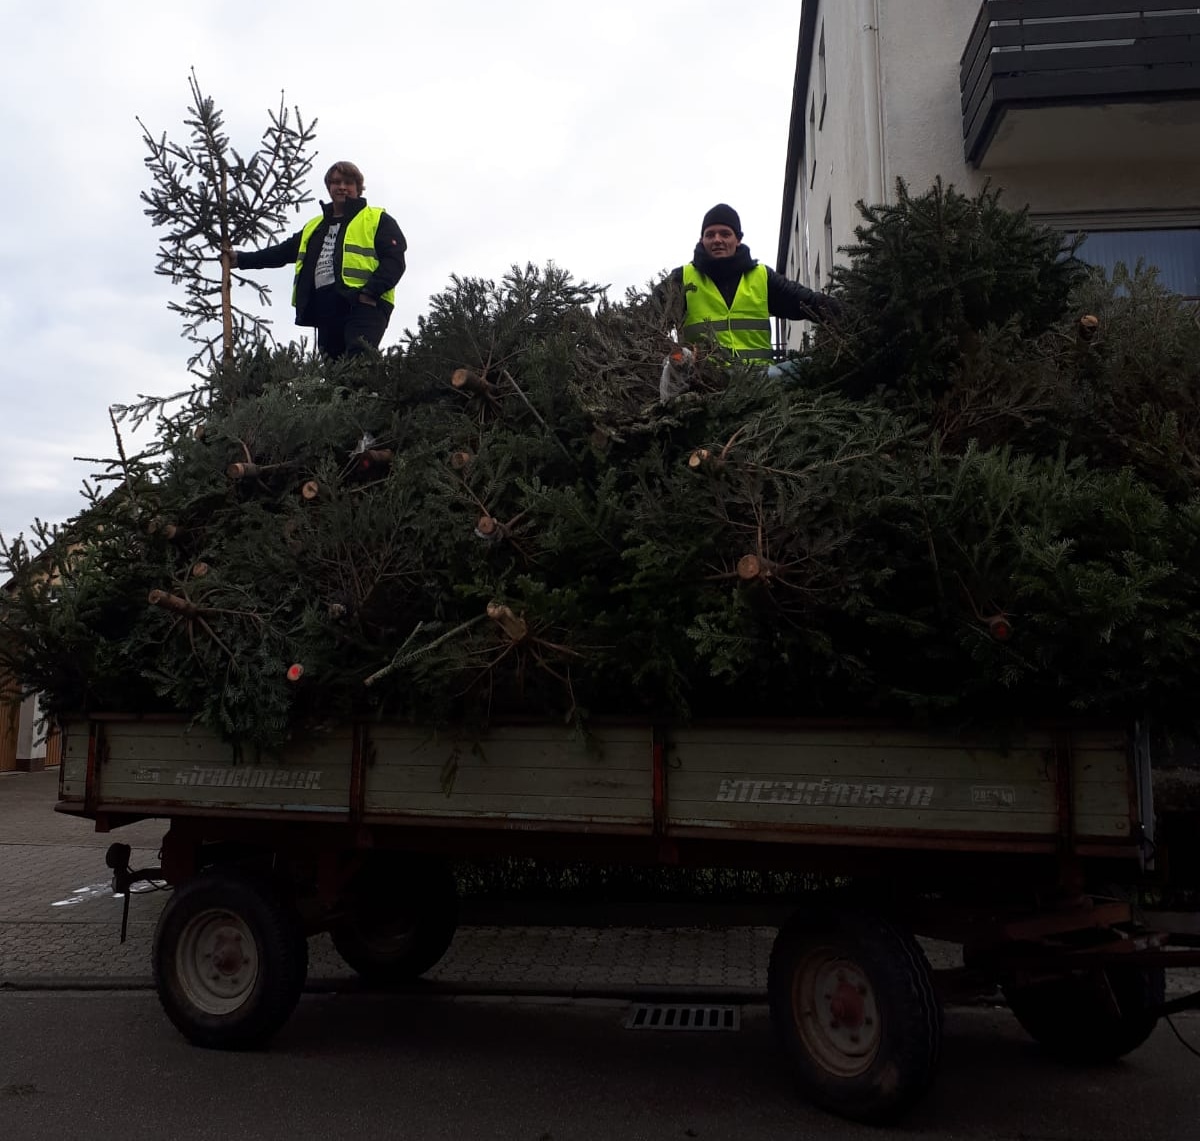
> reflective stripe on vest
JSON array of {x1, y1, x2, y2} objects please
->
[
  {"x1": 294, "y1": 207, "x2": 395, "y2": 305},
  {"x1": 681, "y1": 263, "x2": 773, "y2": 360}
]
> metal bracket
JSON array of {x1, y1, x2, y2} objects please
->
[{"x1": 105, "y1": 842, "x2": 164, "y2": 944}]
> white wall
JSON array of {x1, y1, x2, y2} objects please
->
[
  {"x1": 876, "y1": 0, "x2": 1200, "y2": 214},
  {"x1": 782, "y1": 0, "x2": 1200, "y2": 347},
  {"x1": 781, "y1": 0, "x2": 876, "y2": 345},
  {"x1": 16, "y1": 692, "x2": 46, "y2": 763}
]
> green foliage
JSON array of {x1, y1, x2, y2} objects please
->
[
  {"x1": 5, "y1": 184, "x2": 1200, "y2": 746},
  {"x1": 139, "y1": 70, "x2": 316, "y2": 372},
  {"x1": 824, "y1": 178, "x2": 1085, "y2": 402},
  {"x1": 1053, "y1": 262, "x2": 1200, "y2": 496}
]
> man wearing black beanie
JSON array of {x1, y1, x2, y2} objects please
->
[{"x1": 660, "y1": 202, "x2": 840, "y2": 363}]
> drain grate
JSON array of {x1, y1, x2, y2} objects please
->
[{"x1": 624, "y1": 1004, "x2": 740, "y2": 1031}]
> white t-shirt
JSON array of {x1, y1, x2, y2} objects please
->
[{"x1": 313, "y1": 223, "x2": 342, "y2": 290}]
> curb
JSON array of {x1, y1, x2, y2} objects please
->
[{"x1": 0, "y1": 975, "x2": 767, "y2": 1003}]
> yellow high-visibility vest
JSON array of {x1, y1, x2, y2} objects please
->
[
  {"x1": 294, "y1": 207, "x2": 395, "y2": 305},
  {"x1": 682, "y1": 263, "x2": 772, "y2": 360}
]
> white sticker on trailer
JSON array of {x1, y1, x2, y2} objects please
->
[
  {"x1": 971, "y1": 785, "x2": 1018, "y2": 807},
  {"x1": 172, "y1": 766, "x2": 324, "y2": 791},
  {"x1": 716, "y1": 779, "x2": 934, "y2": 808}
]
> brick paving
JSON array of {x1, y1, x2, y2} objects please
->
[
  {"x1": 3, "y1": 768, "x2": 1198, "y2": 1001},
  {"x1": 0, "y1": 769, "x2": 777, "y2": 991}
]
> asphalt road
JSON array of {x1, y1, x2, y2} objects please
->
[
  {"x1": 3, "y1": 991, "x2": 1200, "y2": 1141},
  {"x1": 7, "y1": 768, "x2": 1200, "y2": 1137}
]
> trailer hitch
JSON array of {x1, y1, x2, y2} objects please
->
[{"x1": 105, "y1": 842, "x2": 165, "y2": 944}]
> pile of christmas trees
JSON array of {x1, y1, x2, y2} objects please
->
[{"x1": 4, "y1": 181, "x2": 1200, "y2": 747}]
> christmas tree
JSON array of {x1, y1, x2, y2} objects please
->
[
  {"x1": 4, "y1": 181, "x2": 1200, "y2": 748},
  {"x1": 137, "y1": 70, "x2": 316, "y2": 371}
]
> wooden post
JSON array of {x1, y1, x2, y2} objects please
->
[
  {"x1": 987, "y1": 614, "x2": 1013, "y2": 641},
  {"x1": 475, "y1": 515, "x2": 505, "y2": 541},
  {"x1": 736, "y1": 554, "x2": 778, "y2": 581},
  {"x1": 451, "y1": 368, "x2": 493, "y2": 396},
  {"x1": 219, "y1": 158, "x2": 233, "y2": 366},
  {"x1": 0, "y1": 671, "x2": 22, "y2": 773},
  {"x1": 147, "y1": 520, "x2": 182, "y2": 540},
  {"x1": 357, "y1": 449, "x2": 394, "y2": 473},
  {"x1": 148, "y1": 589, "x2": 200, "y2": 617},
  {"x1": 487, "y1": 602, "x2": 528, "y2": 642}
]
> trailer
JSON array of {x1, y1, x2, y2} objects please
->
[{"x1": 57, "y1": 714, "x2": 1200, "y2": 1123}]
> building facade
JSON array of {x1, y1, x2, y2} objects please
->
[
  {"x1": 778, "y1": 0, "x2": 1200, "y2": 349},
  {"x1": 0, "y1": 680, "x2": 56, "y2": 772}
]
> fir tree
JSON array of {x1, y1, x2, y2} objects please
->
[
  {"x1": 5, "y1": 184, "x2": 1200, "y2": 747},
  {"x1": 138, "y1": 69, "x2": 316, "y2": 371}
]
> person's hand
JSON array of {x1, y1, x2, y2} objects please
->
[
  {"x1": 358, "y1": 293, "x2": 377, "y2": 307},
  {"x1": 221, "y1": 243, "x2": 236, "y2": 270},
  {"x1": 819, "y1": 294, "x2": 844, "y2": 322}
]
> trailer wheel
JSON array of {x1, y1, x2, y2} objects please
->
[
  {"x1": 768, "y1": 909, "x2": 943, "y2": 1124},
  {"x1": 1003, "y1": 965, "x2": 1164, "y2": 1063},
  {"x1": 153, "y1": 870, "x2": 308, "y2": 1050},
  {"x1": 330, "y1": 855, "x2": 458, "y2": 985}
]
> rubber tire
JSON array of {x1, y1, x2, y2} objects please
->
[
  {"x1": 153, "y1": 870, "x2": 308, "y2": 1050},
  {"x1": 1003, "y1": 966, "x2": 1164, "y2": 1063},
  {"x1": 330, "y1": 855, "x2": 459, "y2": 985},
  {"x1": 768, "y1": 908, "x2": 943, "y2": 1124}
]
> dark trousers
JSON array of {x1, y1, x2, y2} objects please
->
[{"x1": 315, "y1": 297, "x2": 390, "y2": 359}]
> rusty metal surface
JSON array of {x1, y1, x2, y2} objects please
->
[
  {"x1": 994, "y1": 901, "x2": 1134, "y2": 942},
  {"x1": 651, "y1": 727, "x2": 666, "y2": 839},
  {"x1": 665, "y1": 821, "x2": 1064, "y2": 855}
]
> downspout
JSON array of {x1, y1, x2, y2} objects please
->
[{"x1": 859, "y1": 0, "x2": 886, "y2": 207}]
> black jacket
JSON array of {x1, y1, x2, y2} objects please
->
[
  {"x1": 662, "y1": 243, "x2": 841, "y2": 324},
  {"x1": 237, "y1": 198, "x2": 407, "y2": 326}
]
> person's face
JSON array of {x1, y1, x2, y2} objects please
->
[
  {"x1": 326, "y1": 173, "x2": 360, "y2": 212},
  {"x1": 701, "y1": 225, "x2": 739, "y2": 259}
]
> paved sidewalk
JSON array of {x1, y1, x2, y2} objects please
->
[
  {"x1": 1, "y1": 768, "x2": 778, "y2": 993},
  {"x1": 4, "y1": 768, "x2": 1198, "y2": 1002}
]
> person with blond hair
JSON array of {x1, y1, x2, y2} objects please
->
[{"x1": 229, "y1": 161, "x2": 406, "y2": 358}]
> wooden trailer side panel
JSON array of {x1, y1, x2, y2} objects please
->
[
  {"x1": 363, "y1": 724, "x2": 653, "y2": 825},
  {"x1": 665, "y1": 727, "x2": 1134, "y2": 843},
  {"x1": 60, "y1": 723, "x2": 88, "y2": 800},
  {"x1": 64, "y1": 720, "x2": 353, "y2": 814},
  {"x1": 57, "y1": 719, "x2": 1140, "y2": 857},
  {"x1": 1072, "y1": 734, "x2": 1139, "y2": 840}
]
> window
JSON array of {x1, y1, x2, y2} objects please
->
[
  {"x1": 823, "y1": 200, "x2": 834, "y2": 283},
  {"x1": 1074, "y1": 229, "x2": 1200, "y2": 300},
  {"x1": 818, "y1": 25, "x2": 828, "y2": 129},
  {"x1": 814, "y1": 254, "x2": 822, "y2": 290},
  {"x1": 809, "y1": 96, "x2": 817, "y2": 188},
  {"x1": 803, "y1": 200, "x2": 812, "y2": 288}
]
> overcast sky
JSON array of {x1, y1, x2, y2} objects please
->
[{"x1": 0, "y1": 0, "x2": 804, "y2": 544}]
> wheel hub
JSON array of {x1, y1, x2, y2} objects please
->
[
  {"x1": 176, "y1": 908, "x2": 260, "y2": 1015},
  {"x1": 212, "y1": 930, "x2": 245, "y2": 976},
  {"x1": 793, "y1": 953, "x2": 882, "y2": 1077},
  {"x1": 829, "y1": 978, "x2": 866, "y2": 1029}
]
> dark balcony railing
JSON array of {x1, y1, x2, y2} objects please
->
[{"x1": 961, "y1": 0, "x2": 1200, "y2": 165}]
